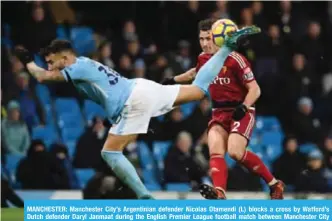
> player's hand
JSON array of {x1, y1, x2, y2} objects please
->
[
  {"x1": 14, "y1": 47, "x2": 34, "y2": 66},
  {"x1": 232, "y1": 104, "x2": 248, "y2": 121},
  {"x1": 161, "y1": 77, "x2": 176, "y2": 85}
]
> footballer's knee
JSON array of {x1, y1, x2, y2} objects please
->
[
  {"x1": 192, "y1": 85, "x2": 206, "y2": 99},
  {"x1": 227, "y1": 144, "x2": 243, "y2": 161},
  {"x1": 208, "y1": 125, "x2": 228, "y2": 156},
  {"x1": 174, "y1": 85, "x2": 205, "y2": 106},
  {"x1": 227, "y1": 134, "x2": 247, "y2": 161},
  {"x1": 102, "y1": 133, "x2": 137, "y2": 152}
]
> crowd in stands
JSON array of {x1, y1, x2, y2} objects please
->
[{"x1": 1, "y1": 1, "x2": 332, "y2": 199}]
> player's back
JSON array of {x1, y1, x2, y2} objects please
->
[
  {"x1": 61, "y1": 57, "x2": 135, "y2": 123},
  {"x1": 196, "y1": 51, "x2": 255, "y2": 106}
]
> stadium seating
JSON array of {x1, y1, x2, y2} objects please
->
[
  {"x1": 152, "y1": 141, "x2": 172, "y2": 171},
  {"x1": 165, "y1": 183, "x2": 191, "y2": 192},
  {"x1": 32, "y1": 125, "x2": 59, "y2": 148},
  {"x1": 261, "y1": 131, "x2": 283, "y2": 161},
  {"x1": 137, "y1": 142, "x2": 156, "y2": 170},
  {"x1": 57, "y1": 113, "x2": 84, "y2": 129},
  {"x1": 61, "y1": 127, "x2": 84, "y2": 142},
  {"x1": 35, "y1": 84, "x2": 51, "y2": 106},
  {"x1": 83, "y1": 100, "x2": 106, "y2": 124},
  {"x1": 145, "y1": 183, "x2": 162, "y2": 191},
  {"x1": 5, "y1": 154, "x2": 25, "y2": 185},
  {"x1": 299, "y1": 143, "x2": 318, "y2": 154},
  {"x1": 56, "y1": 25, "x2": 70, "y2": 40},
  {"x1": 256, "y1": 116, "x2": 281, "y2": 132},
  {"x1": 64, "y1": 140, "x2": 77, "y2": 159},
  {"x1": 2, "y1": 23, "x2": 13, "y2": 49},
  {"x1": 225, "y1": 153, "x2": 236, "y2": 168},
  {"x1": 2, "y1": 0, "x2": 330, "y2": 197},
  {"x1": 54, "y1": 98, "x2": 81, "y2": 116},
  {"x1": 55, "y1": 98, "x2": 84, "y2": 129},
  {"x1": 152, "y1": 141, "x2": 172, "y2": 183},
  {"x1": 57, "y1": 25, "x2": 96, "y2": 55},
  {"x1": 142, "y1": 171, "x2": 162, "y2": 191},
  {"x1": 70, "y1": 27, "x2": 96, "y2": 56},
  {"x1": 35, "y1": 84, "x2": 55, "y2": 125},
  {"x1": 180, "y1": 102, "x2": 198, "y2": 119},
  {"x1": 25, "y1": 110, "x2": 289, "y2": 192},
  {"x1": 249, "y1": 144, "x2": 264, "y2": 158},
  {"x1": 75, "y1": 168, "x2": 95, "y2": 189},
  {"x1": 34, "y1": 54, "x2": 47, "y2": 69},
  {"x1": 61, "y1": 127, "x2": 84, "y2": 157},
  {"x1": 136, "y1": 142, "x2": 160, "y2": 189},
  {"x1": 5, "y1": 97, "x2": 290, "y2": 192},
  {"x1": 249, "y1": 130, "x2": 261, "y2": 146}
]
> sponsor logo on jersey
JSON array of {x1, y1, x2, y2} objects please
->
[{"x1": 212, "y1": 76, "x2": 231, "y2": 85}]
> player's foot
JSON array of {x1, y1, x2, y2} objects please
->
[
  {"x1": 225, "y1": 26, "x2": 261, "y2": 49},
  {"x1": 199, "y1": 184, "x2": 227, "y2": 199},
  {"x1": 270, "y1": 180, "x2": 285, "y2": 199}
]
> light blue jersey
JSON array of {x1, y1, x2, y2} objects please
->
[{"x1": 60, "y1": 57, "x2": 135, "y2": 123}]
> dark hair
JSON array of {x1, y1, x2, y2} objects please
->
[
  {"x1": 98, "y1": 40, "x2": 111, "y2": 51},
  {"x1": 50, "y1": 143, "x2": 69, "y2": 157},
  {"x1": 27, "y1": 139, "x2": 46, "y2": 157},
  {"x1": 198, "y1": 18, "x2": 216, "y2": 31},
  {"x1": 282, "y1": 135, "x2": 297, "y2": 149},
  {"x1": 40, "y1": 39, "x2": 75, "y2": 57}
]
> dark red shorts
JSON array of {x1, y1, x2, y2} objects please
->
[{"x1": 208, "y1": 107, "x2": 256, "y2": 140}]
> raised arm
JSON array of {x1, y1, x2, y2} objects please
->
[
  {"x1": 174, "y1": 68, "x2": 197, "y2": 83},
  {"x1": 14, "y1": 47, "x2": 65, "y2": 82},
  {"x1": 26, "y1": 62, "x2": 65, "y2": 82}
]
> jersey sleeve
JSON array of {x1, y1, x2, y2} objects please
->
[
  {"x1": 60, "y1": 60, "x2": 87, "y2": 82},
  {"x1": 229, "y1": 53, "x2": 255, "y2": 85}
]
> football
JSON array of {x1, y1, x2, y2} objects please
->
[{"x1": 212, "y1": 19, "x2": 238, "y2": 47}]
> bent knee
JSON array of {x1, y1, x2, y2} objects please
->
[
  {"x1": 227, "y1": 143, "x2": 244, "y2": 161},
  {"x1": 102, "y1": 134, "x2": 137, "y2": 152},
  {"x1": 174, "y1": 85, "x2": 205, "y2": 106},
  {"x1": 228, "y1": 133, "x2": 247, "y2": 161},
  {"x1": 102, "y1": 144, "x2": 119, "y2": 152}
]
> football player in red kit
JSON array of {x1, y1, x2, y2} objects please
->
[{"x1": 162, "y1": 19, "x2": 285, "y2": 199}]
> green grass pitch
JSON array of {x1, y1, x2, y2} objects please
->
[{"x1": 1, "y1": 208, "x2": 24, "y2": 221}]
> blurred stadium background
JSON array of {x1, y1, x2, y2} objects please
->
[{"x1": 1, "y1": 0, "x2": 332, "y2": 207}]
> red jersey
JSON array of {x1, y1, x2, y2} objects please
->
[{"x1": 196, "y1": 51, "x2": 255, "y2": 107}]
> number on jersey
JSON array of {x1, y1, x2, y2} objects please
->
[{"x1": 98, "y1": 66, "x2": 120, "y2": 85}]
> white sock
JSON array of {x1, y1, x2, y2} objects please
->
[
  {"x1": 215, "y1": 187, "x2": 226, "y2": 194},
  {"x1": 268, "y1": 178, "x2": 278, "y2": 186}
]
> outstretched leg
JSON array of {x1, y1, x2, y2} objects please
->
[{"x1": 101, "y1": 133, "x2": 154, "y2": 199}]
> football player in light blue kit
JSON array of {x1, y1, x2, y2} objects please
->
[{"x1": 15, "y1": 25, "x2": 260, "y2": 199}]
